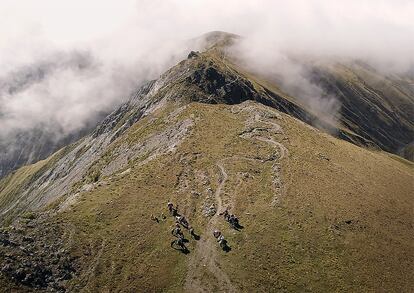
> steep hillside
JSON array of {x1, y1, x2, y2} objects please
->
[
  {"x1": 234, "y1": 54, "x2": 414, "y2": 159},
  {"x1": 0, "y1": 124, "x2": 103, "y2": 179},
  {"x1": 0, "y1": 33, "x2": 413, "y2": 292},
  {"x1": 307, "y1": 61, "x2": 414, "y2": 156},
  {"x1": 0, "y1": 44, "x2": 338, "y2": 225},
  {"x1": 0, "y1": 101, "x2": 412, "y2": 292}
]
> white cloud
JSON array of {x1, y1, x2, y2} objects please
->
[{"x1": 0, "y1": 0, "x2": 413, "y2": 140}]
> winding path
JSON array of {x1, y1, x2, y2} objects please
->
[
  {"x1": 185, "y1": 102, "x2": 288, "y2": 291},
  {"x1": 233, "y1": 103, "x2": 289, "y2": 206},
  {"x1": 185, "y1": 164, "x2": 237, "y2": 293}
]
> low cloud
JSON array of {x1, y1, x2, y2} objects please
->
[{"x1": 0, "y1": 0, "x2": 413, "y2": 142}]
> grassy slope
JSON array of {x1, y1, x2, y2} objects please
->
[
  {"x1": 0, "y1": 158, "x2": 53, "y2": 225},
  {"x1": 311, "y1": 62, "x2": 414, "y2": 155},
  {"x1": 6, "y1": 102, "x2": 408, "y2": 292},
  {"x1": 232, "y1": 54, "x2": 414, "y2": 158},
  {"x1": 0, "y1": 144, "x2": 78, "y2": 224},
  {"x1": 1, "y1": 43, "x2": 413, "y2": 290}
]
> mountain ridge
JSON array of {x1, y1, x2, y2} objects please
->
[
  {"x1": 0, "y1": 44, "x2": 388, "y2": 224},
  {"x1": 0, "y1": 32, "x2": 413, "y2": 292},
  {"x1": 1, "y1": 31, "x2": 412, "y2": 180}
]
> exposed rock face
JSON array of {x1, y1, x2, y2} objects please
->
[
  {"x1": 92, "y1": 81, "x2": 156, "y2": 139},
  {"x1": 2, "y1": 34, "x2": 412, "y2": 182},
  {"x1": 400, "y1": 142, "x2": 414, "y2": 161},
  {"x1": 181, "y1": 55, "x2": 346, "y2": 140},
  {"x1": 0, "y1": 216, "x2": 75, "y2": 291},
  {"x1": 186, "y1": 64, "x2": 260, "y2": 104},
  {"x1": 187, "y1": 51, "x2": 200, "y2": 59}
]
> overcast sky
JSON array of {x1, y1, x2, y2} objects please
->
[{"x1": 1, "y1": 0, "x2": 413, "y2": 141}]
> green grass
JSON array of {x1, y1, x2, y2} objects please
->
[
  {"x1": 0, "y1": 45, "x2": 413, "y2": 292},
  {"x1": 5, "y1": 102, "x2": 408, "y2": 292}
]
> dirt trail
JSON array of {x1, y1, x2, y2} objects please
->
[
  {"x1": 185, "y1": 103, "x2": 287, "y2": 291},
  {"x1": 232, "y1": 103, "x2": 288, "y2": 206},
  {"x1": 76, "y1": 238, "x2": 106, "y2": 290},
  {"x1": 255, "y1": 137, "x2": 287, "y2": 206},
  {"x1": 256, "y1": 137, "x2": 288, "y2": 160},
  {"x1": 185, "y1": 163, "x2": 237, "y2": 293}
]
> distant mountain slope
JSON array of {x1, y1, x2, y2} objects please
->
[
  {"x1": 0, "y1": 32, "x2": 413, "y2": 292},
  {"x1": 307, "y1": 61, "x2": 414, "y2": 156},
  {"x1": 0, "y1": 123, "x2": 101, "y2": 179},
  {"x1": 0, "y1": 52, "x2": 108, "y2": 179}
]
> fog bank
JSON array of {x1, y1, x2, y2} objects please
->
[{"x1": 1, "y1": 0, "x2": 413, "y2": 141}]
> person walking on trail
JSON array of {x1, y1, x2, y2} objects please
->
[
  {"x1": 213, "y1": 229, "x2": 227, "y2": 249},
  {"x1": 168, "y1": 202, "x2": 179, "y2": 217},
  {"x1": 213, "y1": 230, "x2": 221, "y2": 239},
  {"x1": 188, "y1": 226, "x2": 201, "y2": 240},
  {"x1": 189, "y1": 226, "x2": 196, "y2": 238},
  {"x1": 220, "y1": 209, "x2": 238, "y2": 223},
  {"x1": 221, "y1": 209, "x2": 230, "y2": 221},
  {"x1": 167, "y1": 202, "x2": 174, "y2": 214},
  {"x1": 176, "y1": 215, "x2": 189, "y2": 228},
  {"x1": 171, "y1": 234, "x2": 187, "y2": 252},
  {"x1": 229, "y1": 214, "x2": 238, "y2": 225},
  {"x1": 176, "y1": 236, "x2": 184, "y2": 247},
  {"x1": 180, "y1": 215, "x2": 189, "y2": 228},
  {"x1": 150, "y1": 214, "x2": 159, "y2": 223},
  {"x1": 172, "y1": 223, "x2": 184, "y2": 238},
  {"x1": 217, "y1": 234, "x2": 225, "y2": 243}
]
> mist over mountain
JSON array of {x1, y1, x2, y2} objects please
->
[
  {"x1": 1, "y1": 0, "x2": 413, "y2": 140},
  {"x1": 0, "y1": 2, "x2": 413, "y2": 292},
  {"x1": 1, "y1": 1, "x2": 413, "y2": 177}
]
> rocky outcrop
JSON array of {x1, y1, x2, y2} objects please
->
[{"x1": 0, "y1": 216, "x2": 75, "y2": 291}]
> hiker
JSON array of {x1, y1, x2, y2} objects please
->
[
  {"x1": 168, "y1": 202, "x2": 179, "y2": 217},
  {"x1": 213, "y1": 229, "x2": 221, "y2": 239},
  {"x1": 213, "y1": 230, "x2": 227, "y2": 249},
  {"x1": 217, "y1": 234, "x2": 225, "y2": 244},
  {"x1": 176, "y1": 215, "x2": 189, "y2": 228},
  {"x1": 171, "y1": 223, "x2": 184, "y2": 238},
  {"x1": 176, "y1": 236, "x2": 185, "y2": 247},
  {"x1": 171, "y1": 235, "x2": 187, "y2": 252},
  {"x1": 223, "y1": 209, "x2": 230, "y2": 221},
  {"x1": 228, "y1": 214, "x2": 240, "y2": 228},
  {"x1": 180, "y1": 216, "x2": 189, "y2": 228},
  {"x1": 188, "y1": 226, "x2": 200, "y2": 240},
  {"x1": 218, "y1": 234, "x2": 227, "y2": 249},
  {"x1": 150, "y1": 214, "x2": 159, "y2": 223},
  {"x1": 167, "y1": 202, "x2": 174, "y2": 213}
]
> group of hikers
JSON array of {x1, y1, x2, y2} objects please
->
[
  {"x1": 168, "y1": 202, "x2": 198, "y2": 252},
  {"x1": 220, "y1": 209, "x2": 241, "y2": 230},
  {"x1": 165, "y1": 201, "x2": 241, "y2": 253}
]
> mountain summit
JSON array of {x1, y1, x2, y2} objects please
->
[{"x1": 0, "y1": 32, "x2": 413, "y2": 292}]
